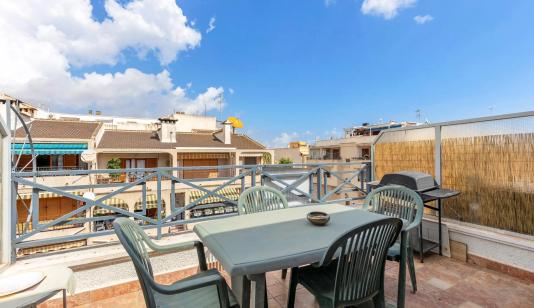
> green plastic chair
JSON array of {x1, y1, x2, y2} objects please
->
[
  {"x1": 287, "y1": 217, "x2": 403, "y2": 308},
  {"x1": 238, "y1": 186, "x2": 289, "y2": 283},
  {"x1": 237, "y1": 186, "x2": 288, "y2": 215},
  {"x1": 113, "y1": 218, "x2": 239, "y2": 308},
  {"x1": 363, "y1": 185, "x2": 424, "y2": 296}
]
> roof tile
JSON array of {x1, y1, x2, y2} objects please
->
[{"x1": 14, "y1": 120, "x2": 101, "y2": 140}]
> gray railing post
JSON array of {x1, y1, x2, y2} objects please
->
[
  {"x1": 434, "y1": 126, "x2": 442, "y2": 185},
  {"x1": 360, "y1": 167, "x2": 365, "y2": 192},
  {"x1": 156, "y1": 171, "x2": 162, "y2": 239},
  {"x1": 251, "y1": 167, "x2": 257, "y2": 187},
  {"x1": 241, "y1": 169, "x2": 246, "y2": 193},
  {"x1": 308, "y1": 173, "x2": 313, "y2": 201},
  {"x1": 323, "y1": 170, "x2": 328, "y2": 195},
  {"x1": 170, "y1": 179, "x2": 176, "y2": 214},
  {"x1": 142, "y1": 182, "x2": 147, "y2": 215},
  {"x1": 31, "y1": 188, "x2": 40, "y2": 230},
  {"x1": 11, "y1": 181, "x2": 18, "y2": 262},
  {"x1": 317, "y1": 168, "x2": 323, "y2": 201}
]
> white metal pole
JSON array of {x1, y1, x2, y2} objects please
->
[{"x1": 0, "y1": 101, "x2": 13, "y2": 264}]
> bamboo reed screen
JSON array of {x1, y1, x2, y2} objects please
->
[
  {"x1": 374, "y1": 128, "x2": 435, "y2": 180},
  {"x1": 441, "y1": 132, "x2": 534, "y2": 235},
  {"x1": 373, "y1": 116, "x2": 534, "y2": 235}
]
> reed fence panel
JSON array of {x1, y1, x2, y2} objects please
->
[{"x1": 373, "y1": 114, "x2": 534, "y2": 235}]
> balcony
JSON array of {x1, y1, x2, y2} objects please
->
[{"x1": 1, "y1": 112, "x2": 534, "y2": 308}]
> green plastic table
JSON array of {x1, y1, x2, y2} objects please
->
[
  {"x1": 194, "y1": 203, "x2": 392, "y2": 308},
  {"x1": 0, "y1": 266, "x2": 75, "y2": 308}
]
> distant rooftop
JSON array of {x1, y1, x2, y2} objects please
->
[
  {"x1": 344, "y1": 121, "x2": 419, "y2": 137},
  {"x1": 14, "y1": 119, "x2": 102, "y2": 140},
  {"x1": 97, "y1": 130, "x2": 265, "y2": 150}
]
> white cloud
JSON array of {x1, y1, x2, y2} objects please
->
[
  {"x1": 269, "y1": 132, "x2": 299, "y2": 148},
  {"x1": 361, "y1": 0, "x2": 416, "y2": 19},
  {"x1": 228, "y1": 88, "x2": 235, "y2": 95},
  {"x1": 414, "y1": 14, "x2": 433, "y2": 24},
  {"x1": 0, "y1": 0, "x2": 223, "y2": 116},
  {"x1": 324, "y1": 0, "x2": 336, "y2": 7},
  {"x1": 206, "y1": 17, "x2": 216, "y2": 33}
]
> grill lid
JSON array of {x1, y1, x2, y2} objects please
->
[{"x1": 379, "y1": 171, "x2": 437, "y2": 192}]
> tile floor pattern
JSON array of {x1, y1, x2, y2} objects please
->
[{"x1": 42, "y1": 254, "x2": 534, "y2": 308}]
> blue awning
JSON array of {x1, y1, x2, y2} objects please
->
[{"x1": 12, "y1": 143, "x2": 88, "y2": 155}]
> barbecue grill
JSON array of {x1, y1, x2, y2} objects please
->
[{"x1": 369, "y1": 171, "x2": 460, "y2": 261}]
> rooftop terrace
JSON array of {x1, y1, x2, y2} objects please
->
[{"x1": 0, "y1": 104, "x2": 533, "y2": 308}]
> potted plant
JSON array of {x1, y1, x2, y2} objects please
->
[
  {"x1": 106, "y1": 158, "x2": 122, "y2": 182},
  {"x1": 278, "y1": 157, "x2": 293, "y2": 164}
]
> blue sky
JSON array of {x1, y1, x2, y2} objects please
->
[{"x1": 2, "y1": 0, "x2": 534, "y2": 147}]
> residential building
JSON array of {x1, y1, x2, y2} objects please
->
[
  {"x1": 308, "y1": 121, "x2": 417, "y2": 195},
  {"x1": 0, "y1": 93, "x2": 39, "y2": 128},
  {"x1": 310, "y1": 121, "x2": 418, "y2": 162},
  {"x1": 272, "y1": 141, "x2": 309, "y2": 164},
  {"x1": 11, "y1": 107, "x2": 271, "y2": 252}
]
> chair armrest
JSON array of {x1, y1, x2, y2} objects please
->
[
  {"x1": 405, "y1": 203, "x2": 424, "y2": 232},
  {"x1": 405, "y1": 221, "x2": 419, "y2": 232},
  {"x1": 149, "y1": 269, "x2": 231, "y2": 308},
  {"x1": 145, "y1": 240, "x2": 208, "y2": 271}
]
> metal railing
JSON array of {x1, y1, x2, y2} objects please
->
[
  {"x1": 15, "y1": 166, "x2": 89, "y2": 172},
  {"x1": 10, "y1": 162, "x2": 371, "y2": 261}
]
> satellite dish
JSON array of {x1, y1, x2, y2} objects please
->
[
  {"x1": 80, "y1": 150, "x2": 96, "y2": 163},
  {"x1": 227, "y1": 116, "x2": 243, "y2": 129}
]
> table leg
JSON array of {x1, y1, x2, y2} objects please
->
[
  {"x1": 419, "y1": 223, "x2": 424, "y2": 263},
  {"x1": 63, "y1": 289, "x2": 67, "y2": 308},
  {"x1": 397, "y1": 231, "x2": 407, "y2": 308},
  {"x1": 232, "y1": 275, "x2": 251, "y2": 308},
  {"x1": 249, "y1": 273, "x2": 267, "y2": 308},
  {"x1": 438, "y1": 200, "x2": 442, "y2": 256}
]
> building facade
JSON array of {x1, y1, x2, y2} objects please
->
[{"x1": 10, "y1": 107, "x2": 271, "y2": 253}]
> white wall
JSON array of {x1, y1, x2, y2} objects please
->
[
  {"x1": 0, "y1": 108, "x2": 12, "y2": 264},
  {"x1": 173, "y1": 113, "x2": 217, "y2": 132}
]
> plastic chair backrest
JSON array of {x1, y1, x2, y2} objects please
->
[
  {"x1": 238, "y1": 186, "x2": 288, "y2": 215},
  {"x1": 113, "y1": 217, "x2": 157, "y2": 307},
  {"x1": 363, "y1": 185, "x2": 424, "y2": 229},
  {"x1": 321, "y1": 217, "x2": 403, "y2": 307}
]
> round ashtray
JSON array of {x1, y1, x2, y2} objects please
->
[{"x1": 307, "y1": 211, "x2": 330, "y2": 226}]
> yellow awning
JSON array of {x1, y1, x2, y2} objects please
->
[
  {"x1": 17, "y1": 191, "x2": 84, "y2": 200},
  {"x1": 93, "y1": 198, "x2": 129, "y2": 216},
  {"x1": 177, "y1": 153, "x2": 229, "y2": 159},
  {"x1": 189, "y1": 187, "x2": 240, "y2": 205},
  {"x1": 134, "y1": 194, "x2": 166, "y2": 211}
]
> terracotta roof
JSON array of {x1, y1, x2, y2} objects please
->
[
  {"x1": 14, "y1": 119, "x2": 101, "y2": 140},
  {"x1": 98, "y1": 131, "x2": 175, "y2": 149},
  {"x1": 97, "y1": 131, "x2": 265, "y2": 150}
]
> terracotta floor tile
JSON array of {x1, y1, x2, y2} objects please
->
[
  {"x1": 458, "y1": 301, "x2": 485, "y2": 308},
  {"x1": 427, "y1": 277, "x2": 454, "y2": 290},
  {"x1": 41, "y1": 253, "x2": 534, "y2": 308}
]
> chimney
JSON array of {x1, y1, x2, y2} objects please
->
[
  {"x1": 157, "y1": 117, "x2": 177, "y2": 143},
  {"x1": 223, "y1": 120, "x2": 232, "y2": 145}
]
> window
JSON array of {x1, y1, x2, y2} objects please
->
[
  {"x1": 36, "y1": 155, "x2": 50, "y2": 169},
  {"x1": 244, "y1": 157, "x2": 257, "y2": 165},
  {"x1": 361, "y1": 148, "x2": 370, "y2": 159}
]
